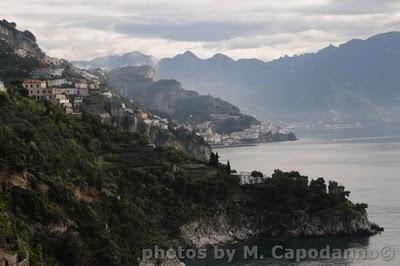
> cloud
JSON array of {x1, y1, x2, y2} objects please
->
[{"x1": 2, "y1": 0, "x2": 400, "y2": 60}]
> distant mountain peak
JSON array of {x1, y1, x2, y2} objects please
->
[
  {"x1": 176, "y1": 50, "x2": 199, "y2": 60},
  {"x1": 71, "y1": 51, "x2": 158, "y2": 70},
  {"x1": 159, "y1": 30, "x2": 400, "y2": 123},
  {"x1": 209, "y1": 53, "x2": 234, "y2": 62}
]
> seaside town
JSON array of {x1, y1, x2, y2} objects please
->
[
  {"x1": 0, "y1": 54, "x2": 171, "y2": 134},
  {"x1": 196, "y1": 121, "x2": 294, "y2": 146},
  {"x1": 1, "y1": 60, "x2": 294, "y2": 147}
]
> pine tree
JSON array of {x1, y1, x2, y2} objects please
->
[
  {"x1": 226, "y1": 161, "x2": 231, "y2": 175},
  {"x1": 209, "y1": 152, "x2": 215, "y2": 166}
]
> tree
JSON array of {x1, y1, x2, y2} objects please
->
[
  {"x1": 251, "y1": 170, "x2": 264, "y2": 178},
  {"x1": 30, "y1": 245, "x2": 45, "y2": 266},
  {"x1": 310, "y1": 177, "x2": 327, "y2": 194},
  {"x1": 209, "y1": 152, "x2": 219, "y2": 167},
  {"x1": 226, "y1": 161, "x2": 231, "y2": 175},
  {"x1": 209, "y1": 152, "x2": 215, "y2": 166}
]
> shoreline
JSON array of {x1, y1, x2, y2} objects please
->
[{"x1": 211, "y1": 139, "x2": 298, "y2": 149}]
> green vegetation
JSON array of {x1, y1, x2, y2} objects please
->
[
  {"x1": 106, "y1": 66, "x2": 259, "y2": 135},
  {"x1": 0, "y1": 92, "x2": 370, "y2": 265},
  {"x1": 208, "y1": 152, "x2": 219, "y2": 167},
  {"x1": 0, "y1": 93, "x2": 237, "y2": 265},
  {"x1": 0, "y1": 40, "x2": 42, "y2": 85},
  {"x1": 243, "y1": 170, "x2": 355, "y2": 213}
]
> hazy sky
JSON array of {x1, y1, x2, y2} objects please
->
[{"x1": 2, "y1": 0, "x2": 400, "y2": 61}]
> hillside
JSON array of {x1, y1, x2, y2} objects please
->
[
  {"x1": 106, "y1": 66, "x2": 260, "y2": 134},
  {"x1": 159, "y1": 32, "x2": 400, "y2": 123},
  {"x1": 80, "y1": 93, "x2": 212, "y2": 161},
  {"x1": 0, "y1": 93, "x2": 381, "y2": 265},
  {"x1": 0, "y1": 18, "x2": 382, "y2": 266}
]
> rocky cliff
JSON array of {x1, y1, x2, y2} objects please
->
[
  {"x1": 154, "y1": 127, "x2": 211, "y2": 162},
  {"x1": 179, "y1": 206, "x2": 383, "y2": 249},
  {"x1": 0, "y1": 19, "x2": 44, "y2": 58}
]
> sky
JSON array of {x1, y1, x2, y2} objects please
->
[{"x1": 2, "y1": 0, "x2": 400, "y2": 61}]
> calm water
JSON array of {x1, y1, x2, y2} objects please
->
[{"x1": 187, "y1": 126, "x2": 400, "y2": 265}]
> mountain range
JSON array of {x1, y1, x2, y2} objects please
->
[
  {"x1": 76, "y1": 32, "x2": 400, "y2": 124},
  {"x1": 159, "y1": 32, "x2": 400, "y2": 123},
  {"x1": 72, "y1": 51, "x2": 158, "y2": 70}
]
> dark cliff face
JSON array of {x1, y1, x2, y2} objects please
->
[
  {"x1": 179, "y1": 206, "x2": 383, "y2": 249},
  {"x1": 154, "y1": 127, "x2": 211, "y2": 162},
  {"x1": 0, "y1": 20, "x2": 44, "y2": 58}
]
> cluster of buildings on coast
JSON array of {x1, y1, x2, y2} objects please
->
[{"x1": 196, "y1": 121, "x2": 288, "y2": 146}]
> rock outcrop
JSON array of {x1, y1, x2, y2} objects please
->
[
  {"x1": 179, "y1": 207, "x2": 383, "y2": 249},
  {"x1": 0, "y1": 19, "x2": 44, "y2": 58},
  {"x1": 154, "y1": 127, "x2": 211, "y2": 162}
]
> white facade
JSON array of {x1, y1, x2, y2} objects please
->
[
  {"x1": 0, "y1": 81, "x2": 6, "y2": 92},
  {"x1": 50, "y1": 68, "x2": 64, "y2": 77},
  {"x1": 62, "y1": 88, "x2": 79, "y2": 95},
  {"x1": 47, "y1": 79, "x2": 69, "y2": 87},
  {"x1": 75, "y1": 82, "x2": 88, "y2": 89},
  {"x1": 237, "y1": 172, "x2": 265, "y2": 185},
  {"x1": 102, "y1": 91, "x2": 113, "y2": 98}
]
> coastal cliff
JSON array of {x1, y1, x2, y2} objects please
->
[{"x1": 179, "y1": 207, "x2": 382, "y2": 249}]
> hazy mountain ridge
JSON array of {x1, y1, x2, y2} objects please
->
[
  {"x1": 159, "y1": 32, "x2": 400, "y2": 123},
  {"x1": 72, "y1": 51, "x2": 158, "y2": 70}
]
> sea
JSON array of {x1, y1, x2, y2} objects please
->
[{"x1": 186, "y1": 125, "x2": 400, "y2": 265}]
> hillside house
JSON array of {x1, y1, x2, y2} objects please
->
[
  {"x1": 78, "y1": 87, "x2": 89, "y2": 96},
  {"x1": 0, "y1": 81, "x2": 6, "y2": 92},
  {"x1": 31, "y1": 68, "x2": 63, "y2": 79},
  {"x1": 328, "y1": 181, "x2": 348, "y2": 201},
  {"x1": 75, "y1": 80, "x2": 88, "y2": 89},
  {"x1": 102, "y1": 91, "x2": 113, "y2": 98},
  {"x1": 52, "y1": 94, "x2": 73, "y2": 113},
  {"x1": 237, "y1": 172, "x2": 265, "y2": 185},
  {"x1": 23, "y1": 79, "x2": 48, "y2": 99},
  {"x1": 138, "y1": 111, "x2": 148, "y2": 120},
  {"x1": 23, "y1": 79, "x2": 46, "y2": 90},
  {"x1": 62, "y1": 87, "x2": 79, "y2": 95},
  {"x1": 47, "y1": 78, "x2": 69, "y2": 87}
]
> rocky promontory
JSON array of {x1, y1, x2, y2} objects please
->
[{"x1": 179, "y1": 206, "x2": 383, "y2": 249}]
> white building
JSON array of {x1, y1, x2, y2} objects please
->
[
  {"x1": 102, "y1": 91, "x2": 113, "y2": 98},
  {"x1": 0, "y1": 81, "x2": 6, "y2": 92},
  {"x1": 75, "y1": 81, "x2": 88, "y2": 89},
  {"x1": 237, "y1": 172, "x2": 265, "y2": 185},
  {"x1": 47, "y1": 79, "x2": 69, "y2": 87},
  {"x1": 74, "y1": 97, "x2": 83, "y2": 105},
  {"x1": 50, "y1": 68, "x2": 64, "y2": 78},
  {"x1": 62, "y1": 88, "x2": 79, "y2": 96}
]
